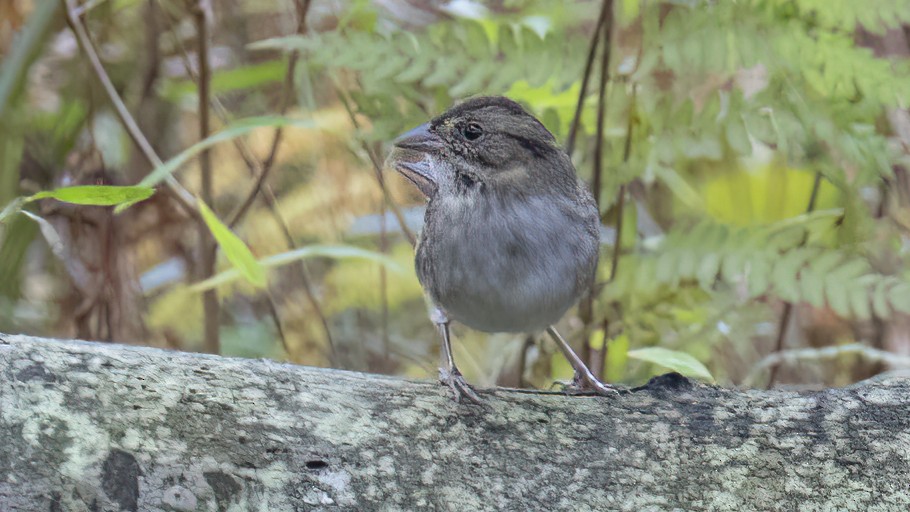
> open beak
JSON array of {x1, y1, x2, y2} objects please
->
[{"x1": 388, "y1": 123, "x2": 444, "y2": 197}]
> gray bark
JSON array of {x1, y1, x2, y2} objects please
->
[{"x1": 2, "y1": 333, "x2": 910, "y2": 512}]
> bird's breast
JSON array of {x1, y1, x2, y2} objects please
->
[{"x1": 416, "y1": 192, "x2": 599, "y2": 333}]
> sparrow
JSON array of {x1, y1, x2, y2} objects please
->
[{"x1": 386, "y1": 96, "x2": 614, "y2": 402}]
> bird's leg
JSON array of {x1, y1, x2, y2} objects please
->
[
  {"x1": 546, "y1": 326, "x2": 616, "y2": 396},
  {"x1": 432, "y1": 308, "x2": 482, "y2": 404}
]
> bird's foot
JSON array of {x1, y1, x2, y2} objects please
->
[
  {"x1": 554, "y1": 372, "x2": 618, "y2": 397},
  {"x1": 438, "y1": 367, "x2": 483, "y2": 404},
  {"x1": 574, "y1": 372, "x2": 618, "y2": 396}
]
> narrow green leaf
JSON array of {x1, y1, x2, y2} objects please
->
[
  {"x1": 28, "y1": 185, "x2": 154, "y2": 207},
  {"x1": 190, "y1": 244, "x2": 403, "y2": 292},
  {"x1": 138, "y1": 116, "x2": 316, "y2": 188},
  {"x1": 627, "y1": 347, "x2": 715, "y2": 382},
  {"x1": 196, "y1": 199, "x2": 267, "y2": 288}
]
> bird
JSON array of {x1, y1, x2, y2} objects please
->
[{"x1": 385, "y1": 96, "x2": 614, "y2": 402}]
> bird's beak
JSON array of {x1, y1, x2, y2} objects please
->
[
  {"x1": 388, "y1": 123, "x2": 444, "y2": 197},
  {"x1": 393, "y1": 123, "x2": 444, "y2": 154}
]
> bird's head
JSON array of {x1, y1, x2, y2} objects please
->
[{"x1": 385, "y1": 96, "x2": 574, "y2": 198}]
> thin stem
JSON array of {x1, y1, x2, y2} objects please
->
[
  {"x1": 578, "y1": 1, "x2": 615, "y2": 370},
  {"x1": 63, "y1": 0, "x2": 199, "y2": 219},
  {"x1": 609, "y1": 85, "x2": 636, "y2": 282},
  {"x1": 766, "y1": 171, "x2": 823, "y2": 388},
  {"x1": 335, "y1": 85, "x2": 417, "y2": 246},
  {"x1": 379, "y1": 191, "x2": 390, "y2": 358},
  {"x1": 227, "y1": 0, "x2": 312, "y2": 228},
  {"x1": 591, "y1": 1, "x2": 614, "y2": 210},
  {"x1": 194, "y1": 1, "x2": 219, "y2": 354},
  {"x1": 566, "y1": 0, "x2": 612, "y2": 155}
]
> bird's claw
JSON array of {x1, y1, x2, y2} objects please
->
[
  {"x1": 439, "y1": 367, "x2": 483, "y2": 404},
  {"x1": 573, "y1": 372, "x2": 618, "y2": 396},
  {"x1": 553, "y1": 373, "x2": 618, "y2": 397}
]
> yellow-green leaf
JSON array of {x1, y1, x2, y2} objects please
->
[
  {"x1": 196, "y1": 198, "x2": 267, "y2": 288},
  {"x1": 627, "y1": 347, "x2": 714, "y2": 382},
  {"x1": 28, "y1": 185, "x2": 154, "y2": 206}
]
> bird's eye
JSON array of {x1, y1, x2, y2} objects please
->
[{"x1": 462, "y1": 122, "x2": 483, "y2": 141}]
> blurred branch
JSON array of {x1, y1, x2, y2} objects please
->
[
  {"x1": 745, "y1": 342, "x2": 910, "y2": 387},
  {"x1": 335, "y1": 86, "x2": 417, "y2": 246},
  {"x1": 227, "y1": 0, "x2": 312, "y2": 228},
  {"x1": 566, "y1": 0, "x2": 612, "y2": 155},
  {"x1": 766, "y1": 171, "x2": 823, "y2": 388},
  {"x1": 62, "y1": 0, "x2": 200, "y2": 220},
  {"x1": 591, "y1": 1, "x2": 614, "y2": 211},
  {"x1": 580, "y1": 0, "x2": 614, "y2": 371},
  {"x1": 609, "y1": 85, "x2": 635, "y2": 283},
  {"x1": 193, "y1": 0, "x2": 219, "y2": 354},
  {"x1": 590, "y1": 84, "x2": 634, "y2": 380}
]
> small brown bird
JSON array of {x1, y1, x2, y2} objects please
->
[{"x1": 386, "y1": 96, "x2": 614, "y2": 402}]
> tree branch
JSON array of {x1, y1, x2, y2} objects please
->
[{"x1": 3, "y1": 333, "x2": 910, "y2": 510}]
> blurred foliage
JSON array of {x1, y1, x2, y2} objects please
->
[{"x1": 1, "y1": 0, "x2": 910, "y2": 390}]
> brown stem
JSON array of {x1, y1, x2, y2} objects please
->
[
  {"x1": 566, "y1": 0, "x2": 612, "y2": 155},
  {"x1": 591, "y1": 1, "x2": 614, "y2": 210},
  {"x1": 609, "y1": 85, "x2": 636, "y2": 283},
  {"x1": 766, "y1": 171, "x2": 823, "y2": 388},
  {"x1": 62, "y1": 0, "x2": 200, "y2": 220},
  {"x1": 335, "y1": 86, "x2": 417, "y2": 246},
  {"x1": 194, "y1": 2, "x2": 219, "y2": 354},
  {"x1": 227, "y1": 0, "x2": 312, "y2": 228}
]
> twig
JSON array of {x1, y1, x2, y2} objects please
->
[
  {"x1": 609, "y1": 85, "x2": 636, "y2": 282},
  {"x1": 227, "y1": 0, "x2": 312, "y2": 228},
  {"x1": 193, "y1": 0, "x2": 220, "y2": 354},
  {"x1": 335, "y1": 86, "x2": 417, "y2": 246},
  {"x1": 765, "y1": 171, "x2": 823, "y2": 388},
  {"x1": 591, "y1": 1, "x2": 615, "y2": 210},
  {"x1": 566, "y1": 0, "x2": 612, "y2": 156},
  {"x1": 746, "y1": 343, "x2": 910, "y2": 388},
  {"x1": 578, "y1": 1, "x2": 614, "y2": 370},
  {"x1": 62, "y1": 0, "x2": 200, "y2": 220}
]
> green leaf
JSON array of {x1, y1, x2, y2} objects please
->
[
  {"x1": 190, "y1": 244, "x2": 404, "y2": 292},
  {"x1": 196, "y1": 198, "x2": 267, "y2": 288},
  {"x1": 138, "y1": 116, "x2": 316, "y2": 189},
  {"x1": 627, "y1": 347, "x2": 715, "y2": 382},
  {"x1": 28, "y1": 185, "x2": 154, "y2": 207}
]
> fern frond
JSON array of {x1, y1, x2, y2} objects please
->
[{"x1": 606, "y1": 213, "x2": 910, "y2": 320}]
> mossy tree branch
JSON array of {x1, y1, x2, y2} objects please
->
[{"x1": 2, "y1": 333, "x2": 910, "y2": 511}]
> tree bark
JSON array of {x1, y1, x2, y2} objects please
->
[{"x1": 2, "y1": 333, "x2": 910, "y2": 511}]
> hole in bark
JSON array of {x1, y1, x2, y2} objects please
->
[
  {"x1": 306, "y1": 460, "x2": 329, "y2": 470},
  {"x1": 238, "y1": 436, "x2": 247, "y2": 444}
]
